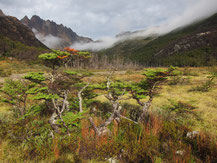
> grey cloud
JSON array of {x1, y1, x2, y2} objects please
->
[
  {"x1": 0, "y1": 0, "x2": 217, "y2": 41},
  {"x1": 70, "y1": 0, "x2": 217, "y2": 51}
]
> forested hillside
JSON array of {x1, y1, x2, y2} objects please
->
[{"x1": 99, "y1": 13, "x2": 217, "y2": 66}]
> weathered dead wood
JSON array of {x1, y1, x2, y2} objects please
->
[{"x1": 78, "y1": 83, "x2": 89, "y2": 113}]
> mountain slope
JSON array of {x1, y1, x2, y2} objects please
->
[
  {"x1": 0, "y1": 10, "x2": 49, "y2": 59},
  {"x1": 21, "y1": 15, "x2": 93, "y2": 49},
  {"x1": 100, "y1": 13, "x2": 217, "y2": 66},
  {"x1": 0, "y1": 9, "x2": 5, "y2": 16}
]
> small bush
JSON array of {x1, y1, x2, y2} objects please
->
[
  {"x1": 162, "y1": 100, "x2": 197, "y2": 116},
  {"x1": 190, "y1": 80, "x2": 215, "y2": 92},
  {"x1": 182, "y1": 67, "x2": 199, "y2": 76},
  {"x1": 189, "y1": 69, "x2": 216, "y2": 92}
]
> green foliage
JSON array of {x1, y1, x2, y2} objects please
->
[
  {"x1": 156, "y1": 47, "x2": 217, "y2": 67},
  {"x1": 108, "y1": 80, "x2": 129, "y2": 97},
  {"x1": 38, "y1": 51, "x2": 61, "y2": 70},
  {"x1": 162, "y1": 99, "x2": 197, "y2": 115},
  {"x1": 190, "y1": 68, "x2": 217, "y2": 92},
  {"x1": 0, "y1": 34, "x2": 48, "y2": 60},
  {"x1": 64, "y1": 70, "x2": 78, "y2": 75},
  {"x1": 26, "y1": 86, "x2": 48, "y2": 94},
  {"x1": 23, "y1": 105, "x2": 44, "y2": 118},
  {"x1": 38, "y1": 53, "x2": 58, "y2": 60},
  {"x1": 60, "y1": 111, "x2": 86, "y2": 128},
  {"x1": 32, "y1": 92, "x2": 59, "y2": 100},
  {"x1": 93, "y1": 80, "x2": 129, "y2": 101},
  {"x1": 24, "y1": 72, "x2": 46, "y2": 83},
  {"x1": 52, "y1": 49, "x2": 70, "y2": 56},
  {"x1": 64, "y1": 70, "x2": 93, "y2": 77},
  {"x1": 77, "y1": 51, "x2": 92, "y2": 58},
  {"x1": 0, "y1": 79, "x2": 29, "y2": 107},
  {"x1": 168, "y1": 70, "x2": 191, "y2": 85},
  {"x1": 130, "y1": 67, "x2": 176, "y2": 100}
]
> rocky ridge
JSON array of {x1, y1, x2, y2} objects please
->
[
  {"x1": 21, "y1": 15, "x2": 93, "y2": 49},
  {"x1": 155, "y1": 30, "x2": 217, "y2": 57}
]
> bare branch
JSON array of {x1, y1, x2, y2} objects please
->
[
  {"x1": 51, "y1": 91, "x2": 70, "y2": 136},
  {"x1": 88, "y1": 117, "x2": 100, "y2": 136},
  {"x1": 49, "y1": 111, "x2": 59, "y2": 133},
  {"x1": 52, "y1": 99, "x2": 58, "y2": 109},
  {"x1": 78, "y1": 83, "x2": 89, "y2": 113},
  {"x1": 61, "y1": 90, "x2": 69, "y2": 114},
  {"x1": 119, "y1": 115, "x2": 138, "y2": 124}
]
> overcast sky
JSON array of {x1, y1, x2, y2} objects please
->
[{"x1": 1, "y1": 0, "x2": 217, "y2": 40}]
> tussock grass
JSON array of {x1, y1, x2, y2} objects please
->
[
  {"x1": 92, "y1": 67, "x2": 217, "y2": 136},
  {"x1": 0, "y1": 66, "x2": 217, "y2": 162},
  {"x1": 0, "y1": 58, "x2": 48, "y2": 75}
]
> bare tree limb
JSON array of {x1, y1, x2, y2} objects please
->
[
  {"x1": 49, "y1": 111, "x2": 59, "y2": 133},
  {"x1": 119, "y1": 115, "x2": 138, "y2": 124},
  {"x1": 51, "y1": 91, "x2": 71, "y2": 136},
  {"x1": 78, "y1": 83, "x2": 89, "y2": 113},
  {"x1": 88, "y1": 117, "x2": 100, "y2": 136}
]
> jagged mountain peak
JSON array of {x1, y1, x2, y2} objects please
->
[
  {"x1": 20, "y1": 15, "x2": 30, "y2": 25},
  {"x1": 30, "y1": 15, "x2": 45, "y2": 23},
  {"x1": 21, "y1": 15, "x2": 93, "y2": 49},
  {"x1": 0, "y1": 9, "x2": 6, "y2": 17}
]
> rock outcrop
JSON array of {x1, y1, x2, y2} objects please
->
[
  {"x1": 155, "y1": 30, "x2": 217, "y2": 57},
  {"x1": 21, "y1": 15, "x2": 93, "y2": 49}
]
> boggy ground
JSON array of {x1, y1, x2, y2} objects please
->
[{"x1": 0, "y1": 58, "x2": 217, "y2": 162}]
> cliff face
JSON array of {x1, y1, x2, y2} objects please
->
[{"x1": 21, "y1": 15, "x2": 93, "y2": 49}]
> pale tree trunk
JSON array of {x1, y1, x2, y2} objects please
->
[
  {"x1": 78, "y1": 83, "x2": 89, "y2": 113},
  {"x1": 49, "y1": 91, "x2": 71, "y2": 136}
]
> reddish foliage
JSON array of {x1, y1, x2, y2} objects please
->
[
  {"x1": 57, "y1": 55, "x2": 68, "y2": 59},
  {"x1": 53, "y1": 138, "x2": 60, "y2": 159},
  {"x1": 64, "y1": 47, "x2": 79, "y2": 53}
]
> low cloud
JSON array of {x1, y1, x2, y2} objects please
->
[
  {"x1": 71, "y1": 0, "x2": 217, "y2": 51},
  {"x1": 72, "y1": 37, "x2": 121, "y2": 51},
  {"x1": 71, "y1": 31, "x2": 155, "y2": 51},
  {"x1": 32, "y1": 28, "x2": 63, "y2": 49}
]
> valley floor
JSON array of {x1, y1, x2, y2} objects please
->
[{"x1": 0, "y1": 58, "x2": 217, "y2": 162}]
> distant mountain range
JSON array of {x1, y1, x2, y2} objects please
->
[
  {"x1": 0, "y1": 9, "x2": 93, "y2": 59},
  {"x1": 20, "y1": 15, "x2": 93, "y2": 49},
  {"x1": 1, "y1": 8, "x2": 217, "y2": 66},
  {"x1": 99, "y1": 13, "x2": 217, "y2": 66}
]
